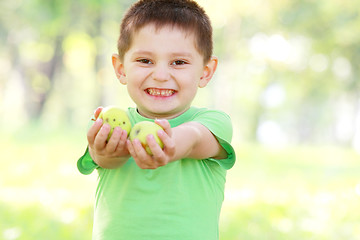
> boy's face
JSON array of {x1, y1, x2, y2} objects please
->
[{"x1": 113, "y1": 24, "x2": 217, "y2": 119}]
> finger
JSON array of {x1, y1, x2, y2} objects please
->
[
  {"x1": 106, "y1": 127, "x2": 121, "y2": 152},
  {"x1": 94, "y1": 123, "x2": 111, "y2": 149},
  {"x1": 146, "y1": 134, "x2": 164, "y2": 157},
  {"x1": 87, "y1": 118, "x2": 103, "y2": 146},
  {"x1": 94, "y1": 106, "x2": 103, "y2": 120},
  {"x1": 155, "y1": 119, "x2": 172, "y2": 137},
  {"x1": 146, "y1": 135, "x2": 168, "y2": 167},
  {"x1": 157, "y1": 129, "x2": 175, "y2": 156},
  {"x1": 115, "y1": 130, "x2": 129, "y2": 153},
  {"x1": 127, "y1": 139, "x2": 137, "y2": 159},
  {"x1": 131, "y1": 139, "x2": 156, "y2": 169},
  {"x1": 132, "y1": 139, "x2": 148, "y2": 159},
  {"x1": 127, "y1": 139, "x2": 147, "y2": 168}
]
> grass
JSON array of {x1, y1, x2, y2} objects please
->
[
  {"x1": 1, "y1": 127, "x2": 360, "y2": 239},
  {"x1": 220, "y1": 144, "x2": 360, "y2": 240},
  {"x1": 0, "y1": 202, "x2": 93, "y2": 240}
]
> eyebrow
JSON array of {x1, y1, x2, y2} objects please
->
[
  {"x1": 170, "y1": 52, "x2": 193, "y2": 58},
  {"x1": 131, "y1": 50, "x2": 194, "y2": 58},
  {"x1": 131, "y1": 50, "x2": 152, "y2": 56}
]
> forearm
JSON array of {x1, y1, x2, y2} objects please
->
[{"x1": 171, "y1": 122, "x2": 227, "y2": 161}]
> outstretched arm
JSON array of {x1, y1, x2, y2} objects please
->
[
  {"x1": 127, "y1": 119, "x2": 227, "y2": 169},
  {"x1": 172, "y1": 121, "x2": 227, "y2": 160}
]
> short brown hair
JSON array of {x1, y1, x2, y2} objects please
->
[{"x1": 117, "y1": 0, "x2": 213, "y2": 64}]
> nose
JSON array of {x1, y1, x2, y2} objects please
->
[{"x1": 152, "y1": 63, "x2": 170, "y2": 82}]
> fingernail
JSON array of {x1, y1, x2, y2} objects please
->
[
  {"x1": 113, "y1": 126, "x2": 121, "y2": 133},
  {"x1": 155, "y1": 118, "x2": 163, "y2": 123}
]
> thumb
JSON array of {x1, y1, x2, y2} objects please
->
[
  {"x1": 155, "y1": 119, "x2": 172, "y2": 137},
  {"x1": 93, "y1": 106, "x2": 103, "y2": 120}
]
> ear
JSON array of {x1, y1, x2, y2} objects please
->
[
  {"x1": 112, "y1": 54, "x2": 127, "y2": 85},
  {"x1": 198, "y1": 56, "x2": 218, "y2": 88}
]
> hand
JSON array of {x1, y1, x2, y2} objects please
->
[
  {"x1": 127, "y1": 119, "x2": 176, "y2": 169},
  {"x1": 87, "y1": 107, "x2": 130, "y2": 168}
]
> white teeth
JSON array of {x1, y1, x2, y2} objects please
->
[{"x1": 147, "y1": 89, "x2": 174, "y2": 97}]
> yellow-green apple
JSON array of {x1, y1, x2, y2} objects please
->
[
  {"x1": 98, "y1": 106, "x2": 131, "y2": 140},
  {"x1": 129, "y1": 121, "x2": 164, "y2": 155}
]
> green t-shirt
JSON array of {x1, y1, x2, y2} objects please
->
[{"x1": 77, "y1": 107, "x2": 236, "y2": 240}]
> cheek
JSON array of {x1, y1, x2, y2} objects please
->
[
  {"x1": 127, "y1": 81, "x2": 140, "y2": 94},
  {"x1": 182, "y1": 72, "x2": 202, "y2": 88},
  {"x1": 182, "y1": 79, "x2": 200, "y2": 97},
  {"x1": 126, "y1": 68, "x2": 147, "y2": 84},
  {"x1": 126, "y1": 84, "x2": 142, "y2": 103}
]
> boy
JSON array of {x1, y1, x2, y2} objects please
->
[{"x1": 77, "y1": 0, "x2": 236, "y2": 239}]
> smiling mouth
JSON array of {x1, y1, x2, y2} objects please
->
[{"x1": 146, "y1": 88, "x2": 176, "y2": 97}]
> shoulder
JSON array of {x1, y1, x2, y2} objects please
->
[
  {"x1": 190, "y1": 107, "x2": 231, "y2": 121},
  {"x1": 187, "y1": 107, "x2": 233, "y2": 142},
  {"x1": 179, "y1": 107, "x2": 231, "y2": 122}
]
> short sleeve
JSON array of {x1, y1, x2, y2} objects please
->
[
  {"x1": 77, "y1": 115, "x2": 100, "y2": 175},
  {"x1": 77, "y1": 147, "x2": 98, "y2": 175},
  {"x1": 191, "y1": 110, "x2": 236, "y2": 170}
]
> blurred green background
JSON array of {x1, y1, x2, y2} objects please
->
[{"x1": 1, "y1": 0, "x2": 360, "y2": 239}]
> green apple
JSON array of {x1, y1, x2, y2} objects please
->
[
  {"x1": 98, "y1": 106, "x2": 131, "y2": 140},
  {"x1": 129, "y1": 121, "x2": 164, "y2": 155}
]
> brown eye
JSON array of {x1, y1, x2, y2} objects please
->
[
  {"x1": 172, "y1": 60, "x2": 187, "y2": 65},
  {"x1": 138, "y1": 59, "x2": 152, "y2": 64}
]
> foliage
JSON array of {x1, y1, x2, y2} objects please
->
[{"x1": 1, "y1": 0, "x2": 360, "y2": 147}]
